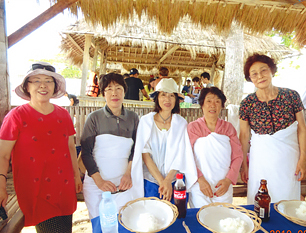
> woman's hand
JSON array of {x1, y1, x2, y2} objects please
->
[
  {"x1": 295, "y1": 156, "x2": 306, "y2": 181},
  {"x1": 215, "y1": 178, "x2": 231, "y2": 197},
  {"x1": 91, "y1": 172, "x2": 117, "y2": 193},
  {"x1": 158, "y1": 179, "x2": 173, "y2": 201},
  {"x1": 240, "y1": 161, "x2": 249, "y2": 183},
  {"x1": 0, "y1": 187, "x2": 8, "y2": 208},
  {"x1": 74, "y1": 176, "x2": 83, "y2": 193},
  {"x1": 198, "y1": 176, "x2": 213, "y2": 198},
  {"x1": 118, "y1": 172, "x2": 132, "y2": 191}
]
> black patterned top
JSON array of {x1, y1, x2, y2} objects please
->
[{"x1": 239, "y1": 87, "x2": 304, "y2": 135}]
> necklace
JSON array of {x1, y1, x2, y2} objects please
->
[{"x1": 159, "y1": 113, "x2": 171, "y2": 124}]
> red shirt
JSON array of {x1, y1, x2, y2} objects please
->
[{"x1": 0, "y1": 104, "x2": 77, "y2": 226}]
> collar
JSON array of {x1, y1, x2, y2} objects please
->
[{"x1": 104, "y1": 105, "x2": 128, "y2": 121}]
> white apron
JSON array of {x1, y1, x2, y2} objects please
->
[
  {"x1": 189, "y1": 133, "x2": 233, "y2": 208},
  {"x1": 83, "y1": 134, "x2": 134, "y2": 219},
  {"x1": 247, "y1": 121, "x2": 300, "y2": 204}
]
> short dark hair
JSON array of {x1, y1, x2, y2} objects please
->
[
  {"x1": 186, "y1": 79, "x2": 191, "y2": 83},
  {"x1": 159, "y1": 67, "x2": 169, "y2": 77},
  {"x1": 244, "y1": 53, "x2": 277, "y2": 82},
  {"x1": 99, "y1": 73, "x2": 128, "y2": 97},
  {"x1": 200, "y1": 72, "x2": 210, "y2": 80},
  {"x1": 22, "y1": 76, "x2": 59, "y2": 99},
  {"x1": 198, "y1": 87, "x2": 226, "y2": 108},
  {"x1": 192, "y1": 76, "x2": 200, "y2": 82},
  {"x1": 153, "y1": 92, "x2": 180, "y2": 114}
]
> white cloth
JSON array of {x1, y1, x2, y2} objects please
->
[
  {"x1": 189, "y1": 133, "x2": 233, "y2": 208},
  {"x1": 247, "y1": 121, "x2": 301, "y2": 204},
  {"x1": 131, "y1": 112, "x2": 198, "y2": 199},
  {"x1": 226, "y1": 104, "x2": 240, "y2": 137},
  {"x1": 142, "y1": 122, "x2": 170, "y2": 183},
  {"x1": 83, "y1": 134, "x2": 135, "y2": 219}
]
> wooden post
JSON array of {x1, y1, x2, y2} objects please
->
[
  {"x1": 210, "y1": 61, "x2": 216, "y2": 85},
  {"x1": 99, "y1": 49, "x2": 105, "y2": 75},
  {"x1": 102, "y1": 52, "x2": 107, "y2": 74},
  {"x1": 0, "y1": 0, "x2": 10, "y2": 126},
  {"x1": 8, "y1": 0, "x2": 79, "y2": 48},
  {"x1": 223, "y1": 22, "x2": 244, "y2": 106},
  {"x1": 80, "y1": 34, "x2": 92, "y2": 96},
  {"x1": 92, "y1": 42, "x2": 98, "y2": 72}
]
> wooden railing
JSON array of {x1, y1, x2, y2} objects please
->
[{"x1": 63, "y1": 106, "x2": 227, "y2": 146}]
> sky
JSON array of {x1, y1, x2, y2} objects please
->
[
  {"x1": 5, "y1": 0, "x2": 306, "y2": 105},
  {"x1": 5, "y1": 0, "x2": 82, "y2": 105}
]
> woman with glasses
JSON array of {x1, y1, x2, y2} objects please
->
[
  {"x1": 131, "y1": 78, "x2": 197, "y2": 202},
  {"x1": 0, "y1": 61, "x2": 82, "y2": 232},
  {"x1": 80, "y1": 73, "x2": 139, "y2": 232},
  {"x1": 239, "y1": 53, "x2": 306, "y2": 204}
]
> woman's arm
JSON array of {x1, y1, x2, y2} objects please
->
[
  {"x1": 239, "y1": 119, "x2": 251, "y2": 183},
  {"x1": 142, "y1": 153, "x2": 164, "y2": 185},
  {"x1": 295, "y1": 111, "x2": 306, "y2": 181},
  {"x1": 0, "y1": 140, "x2": 16, "y2": 207},
  {"x1": 68, "y1": 136, "x2": 82, "y2": 193},
  {"x1": 198, "y1": 175, "x2": 213, "y2": 198},
  {"x1": 118, "y1": 161, "x2": 133, "y2": 191}
]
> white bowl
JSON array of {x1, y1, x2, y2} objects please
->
[
  {"x1": 198, "y1": 205, "x2": 254, "y2": 233},
  {"x1": 119, "y1": 197, "x2": 178, "y2": 232},
  {"x1": 277, "y1": 200, "x2": 306, "y2": 221}
]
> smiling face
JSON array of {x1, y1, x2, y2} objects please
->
[
  {"x1": 157, "y1": 91, "x2": 176, "y2": 112},
  {"x1": 249, "y1": 62, "x2": 273, "y2": 89},
  {"x1": 104, "y1": 81, "x2": 124, "y2": 111},
  {"x1": 202, "y1": 93, "x2": 222, "y2": 120},
  {"x1": 27, "y1": 74, "x2": 55, "y2": 103}
]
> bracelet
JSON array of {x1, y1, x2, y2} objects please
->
[{"x1": 0, "y1": 174, "x2": 7, "y2": 181}]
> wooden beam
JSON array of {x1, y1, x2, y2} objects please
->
[
  {"x1": 158, "y1": 45, "x2": 180, "y2": 65},
  {"x1": 8, "y1": 0, "x2": 79, "y2": 48},
  {"x1": 67, "y1": 34, "x2": 83, "y2": 53}
]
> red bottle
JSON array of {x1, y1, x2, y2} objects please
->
[
  {"x1": 254, "y1": 179, "x2": 271, "y2": 222},
  {"x1": 174, "y1": 173, "x2": 187, "y2": 218}
]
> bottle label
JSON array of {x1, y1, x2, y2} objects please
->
[
  {"x1": 174, "y1": 190, "x2": 186, "y2": 199},
  {"x1": 101, "y1": 213, "x2": 117, "y2": 226},
  {"x1": 259, "y1": 207, "x2": 265, "y2": 218}
]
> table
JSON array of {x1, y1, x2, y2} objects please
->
[{"x1": 119, "y1": 204, "x2": 306, "y2": 232}]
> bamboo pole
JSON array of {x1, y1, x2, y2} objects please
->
[{"x1": 8, "y1": 0, "x2": 79, "y2": 48}]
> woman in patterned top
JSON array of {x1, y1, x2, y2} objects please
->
[{"x1": 239, "y1": 54, "x2": 306, "y2": 204}]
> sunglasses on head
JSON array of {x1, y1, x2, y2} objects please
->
[{"x1": 31, "y1": 64, "x2": 56, "y2": 73}]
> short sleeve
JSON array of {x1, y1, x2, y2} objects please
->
[
  {"x1": 290, "y1": 89, "x2": 304, "y2": 114},
  {"x1": 0, "y1": 108, "x2": 21, "y2": 140},
  {"x1": 138, "y1": 79, "x2": 144, "y2": 90},
  {"x1": 239, "y1": 98, "x2": 249, "y2": 122}
]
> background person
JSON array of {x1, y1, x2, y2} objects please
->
[
  {"x1": 0, "y1": 61, "x2": 82, "y2": 232},
  {"x1": 239, "y1": 53, "x2": 306, "y2": 204},
  {"x1": 81, "y1": 73, "x2": 139, "y2": 232},
  {"x1": 143, "y1": 77, "x2": 156, "y2": 102},
  {"x1": 154, "y1": 67, "x2": 170, "y2": 86},
  {"x1": 182, "y1": 79, "x2": 191, "y2": 95},
  {"x1": 188, "y1": 87, "x2": 243, "y2": 207},
  {"x1": 124, "y1": 68, "x2": 150, "y2": 101},
  {"x1": 200, "y1": 72, "x2": 213, "y2": 88},
  {"x1": 188, "y1": 76, "x2": 201, "y2": 104},
  {"x1": 131, "y1": 78, "x2": 197, "y2": 202},
  {"x1": 64, "y1": 92, "x2": 79, "y2": 106}
]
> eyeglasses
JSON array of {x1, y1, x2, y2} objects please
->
[
  {"x1": 31, "y1": 63, "x2": 56, "y2": 73},
  {"x1": 249, "y1": 67, "x2": 270, "y2": 80},
  {"x1": 28, "y1": 80, "x2": 55, "y2": 86},
  {"x1": 104, "y1": 86, "x2": 124, "y2": 93}
]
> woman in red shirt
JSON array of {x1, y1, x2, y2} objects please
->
[{"x1": 0, "y1": 62, "x2": 82, "y2": 232}]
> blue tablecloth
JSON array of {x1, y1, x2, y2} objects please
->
[{"x1": 119, "y1": 204, "x2": 306, "y2": 232}]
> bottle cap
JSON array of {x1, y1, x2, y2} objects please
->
[
  {"x1": 102, "y1": 191, "x2": 111, "y2": 198},
  {"x1": 176, "y1": 173, "x2": 183, "y2": 179}
]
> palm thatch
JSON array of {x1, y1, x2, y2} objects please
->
[
  {"x1": 58, "y1": 0, "x2": 306, "y2": 47},
  {"x1": 60, "y1": 14, "x2": 293, "y2": 82}
]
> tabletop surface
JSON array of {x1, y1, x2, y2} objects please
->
[{"x1": 119, "y1": 204, "x2": 306, "y2": 233}]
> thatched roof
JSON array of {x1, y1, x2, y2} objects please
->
[
  {"x1": 63, "y1": 0, "x2": 306, "y2": 47},
  {"x1": 60, "y1": 15, "x2": 293, "y2": 79}
]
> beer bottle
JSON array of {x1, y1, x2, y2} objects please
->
[
  {"x1": 174, "y1": 173, "x2": 187, "y2": 218},
  {"x1": 254, "y1": 179, "x2": 271, "y2": 222}
]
